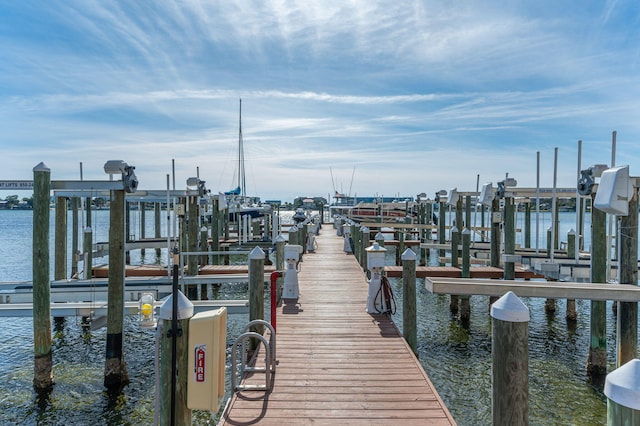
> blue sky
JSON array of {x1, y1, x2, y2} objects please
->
[{"x1": 1, "y1": 1, "x2": 639, "y2": 202}]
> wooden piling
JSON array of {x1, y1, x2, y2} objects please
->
[
  {"x1": 54, "y1": 196, "x2": 67, "y2": 280},
  {"x1": 158, "y1": 290, "x2": 194, "y2": 426},
  {"x1": 490, "y1": 198, "x2": 501, "y2": 268},
  {"x1": 33, "y1": 162, "x2": 53, "y2": 391},
  {"x1": 361, "y1": 227, "x2": 370, "y2": 274},
  {"x1": 450, "y1": 226, "x2": 459, "y2": 314},
  {"x1": 616, "y1": 189, "x2": 638, "y2": 367},
  {"x1": 491, "y1": 291, "x2": 529, "y2": 426},
  {"x1": 503, "y1": 197, "x2": 515, "y2": 280},
  {"x1": 438, "y1": 201, "x2": 446, "y2": 260},
  {"x1": 402, "y1": 248, "x2": 417, "y2": 356},
  {"x1": 566, "y1": 229, "x2": 577, "y2": 322},
  {"x1": 249, "y1": 246, "x2": 265, "y2": 350},
  {"x1": 104, "y1": 189, "x2": 129, "y2": 387},
  {"x1": 154, "y1": 202, "x2": 162, "y2": 259},
  {"x1": 460, "y1": 228, "x2": 471, "y2": 323},
  {"x1": 587, "y1": 199, "x2": 607, "y2": 376},
  {"x1": 524, "y1": 202, "x2": 531, "y2": 249},
  {"x1": 71, "y1": 197, "x2": 79, "y2": 277},
  {"x1": 83, "y1": 227, "x2": 93, "y2": 279}
]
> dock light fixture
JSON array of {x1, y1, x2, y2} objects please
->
[
  {"x1": 138, "y1": 293, "x2": 157, "y2": 328},
  {"x1": 103, "y1": 160, "x2": 138, "y2": 193},
  {"x1": 577, "y1": 164, "x2": 609, "y2": 196}
]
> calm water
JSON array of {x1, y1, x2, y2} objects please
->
[{"x1": 0, "y1": 209, "x2": 638, "y2": 425}]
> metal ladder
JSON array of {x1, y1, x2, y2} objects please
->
[{"x1": 230, "y1": 319, "x2": 276, "y2": 391}]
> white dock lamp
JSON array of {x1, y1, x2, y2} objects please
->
[{"x1": 365, "y1": 242, "x2": 387, "y2": 313}]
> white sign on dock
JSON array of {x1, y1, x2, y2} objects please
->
[{"x1": 0, "y1": 180, "x2": 34, "y2": 190}]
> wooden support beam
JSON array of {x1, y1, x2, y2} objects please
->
[{"x1": 425, "y1": 278, "x2": 640, "y2": 302}]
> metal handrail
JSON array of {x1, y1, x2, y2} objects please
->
[{"x1": 230, "y1": 332, "x2": 272, "y2": 391}]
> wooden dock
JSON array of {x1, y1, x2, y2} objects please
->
[{"x1": 220, "y1": 231, "x2": 456, "y2": 425}]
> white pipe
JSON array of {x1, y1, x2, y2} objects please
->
[
  {"x1": 607, "y1": 131, "x2": 617, "y2": 280},
  {"x1": 536, "y1": 152, "x2": 540, "y2": 255},
  {"x1": 166, "y1": 174, "x2": 171, "y2": 276},
  {"x1": 576, "y1": 140, "x2": 582, "y2": 260},
  {"x1": 551, "y1": 147, "x2": 558, "y2": 262}
]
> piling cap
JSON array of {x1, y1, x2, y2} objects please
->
[
  {"x1": 275, "y1": 234, "x2": 286, "y2": 243},
  {"x1": 158, "y1": 290, "x2": 194, "y2": 320},
  {"x1": 604, "y1": 359, "x2": 640, "y2": 410},
  {"x1": 249, "y1": 246, "x2": 265, "y2": 260},
  {"x1": 33, "y1": 162, "x2": 50, "y2": 172},
  {"x1": 401, "y1": 248, "x2": 416, "y2": 261},
  {"x1": 491, "y1": 291, "x2": 530, "y2": 322}
]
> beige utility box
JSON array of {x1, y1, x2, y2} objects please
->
[{"x1": 187, "y1": 307, "x2": 227, "y2": 411}]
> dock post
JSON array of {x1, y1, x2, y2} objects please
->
[
  {"x1": 361, "y1": 227, "x2": 370, "y2": 274},
  {"x1": 604, "y1": 359, "x2": 640, "y2": 425},
  {"x1": 503, "y1": 197, "x2": 515, "y2": 280},
  {"x1": 587, "y1": 199, "x2": 607, "y2": 376},
  {"x1": 125, "y1": 201, "x2": 131, "y2": 264},
  {"x1": 491, "y1": 291, "x2": 529, "y2": 426},
  {"x1": 438, "y1": 200, "x2": 446, "y2": 261},
  {"x1": 464, "y1": 195, "x2": 471, "y2": 233},
  {"x1": 449, "y1": 226, "x2": 459, "y2": 314},
  {"x1": 54, "y1": 196, "x2": 68, "y2": 281},
  {"x1": 71, "y1": 197, "x2": 79, "y2": 277},
  {"x1": 104, "y1": 188, "x2": 129, "y2": 388},
  {"x1": 155, "y1": 202, "x2": 161, "y2": 260},
  {"x1": 524, "y1": 202, "x2": 531, "y2": 248},
  {"x1": 617, "y1": 189, "x2": 638, "y2": 367},
  {"x1": 567, "y1": 229, "x2": 576, "y2": 259},
  {"x1": 402, "y1": 248, "x2": 417, "y2": 356},
  {"x1": 83, "y1": 227, "x2": 93, "y2": 279},
  {"x1": 140, "y1": 201, "x2": 146, "y2": 258},
  {"x1": 249, "y1": 246, "x2": 265, "y2": 351},
  {"x1": 275, "y1": 234, "x2": 286, "y2": 301},
  {"x1": 186, "y1": 195, "x2": 199, "y2": 299},
  {"x1": 158, "y1": 288, "x2": 194, "y2": 426},
  {"x1": 490, "y1": 198, "x2": 501, "y2": 268},
  {"x1": 83, "y1": 174, "x2": 93, "y2": 277},
  {"x1": 460, "y1": 228, "x2": 471, "y2": 323},
  {"x1": 289, "y1": 225, "x2": 298, "y2": 246},
  {"x1": 211, "y1": 196, "x2": 220, "y2": 265},
  {"x1": 396, "y1": 228, "x2": 404, "y2": 266},
  {"x1": 33, "y1": 162, "x2": 53, "y2": 392},
  {"x1": 565, "y1": 229, "x2": 577, "y2": 321},
  {"x1": 450, "y1": 226, "x2": 459, "y2": 268}
]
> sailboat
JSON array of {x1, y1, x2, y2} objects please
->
[{"x1": 225, "y1": 99, "x2": 272, "y2": 221}]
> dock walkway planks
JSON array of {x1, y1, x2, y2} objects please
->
[{"x1": 219, "y1": 231, "x2": 456, "y2": 425}]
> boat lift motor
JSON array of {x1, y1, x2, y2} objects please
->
[
  {"x1": 283, "y1": 244, "x2": 303, "y2": 300},
  {"x1": 365, "y1": 242, "x2": 388, "y2": 313}
]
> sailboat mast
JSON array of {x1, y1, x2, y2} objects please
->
[{"x1": 238, "y1": 98, "x2": 246, "y2": 197}]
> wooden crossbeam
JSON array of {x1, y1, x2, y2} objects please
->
[{"x1": 425, "y1": 277, "x2": 640, "y2": 302}]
